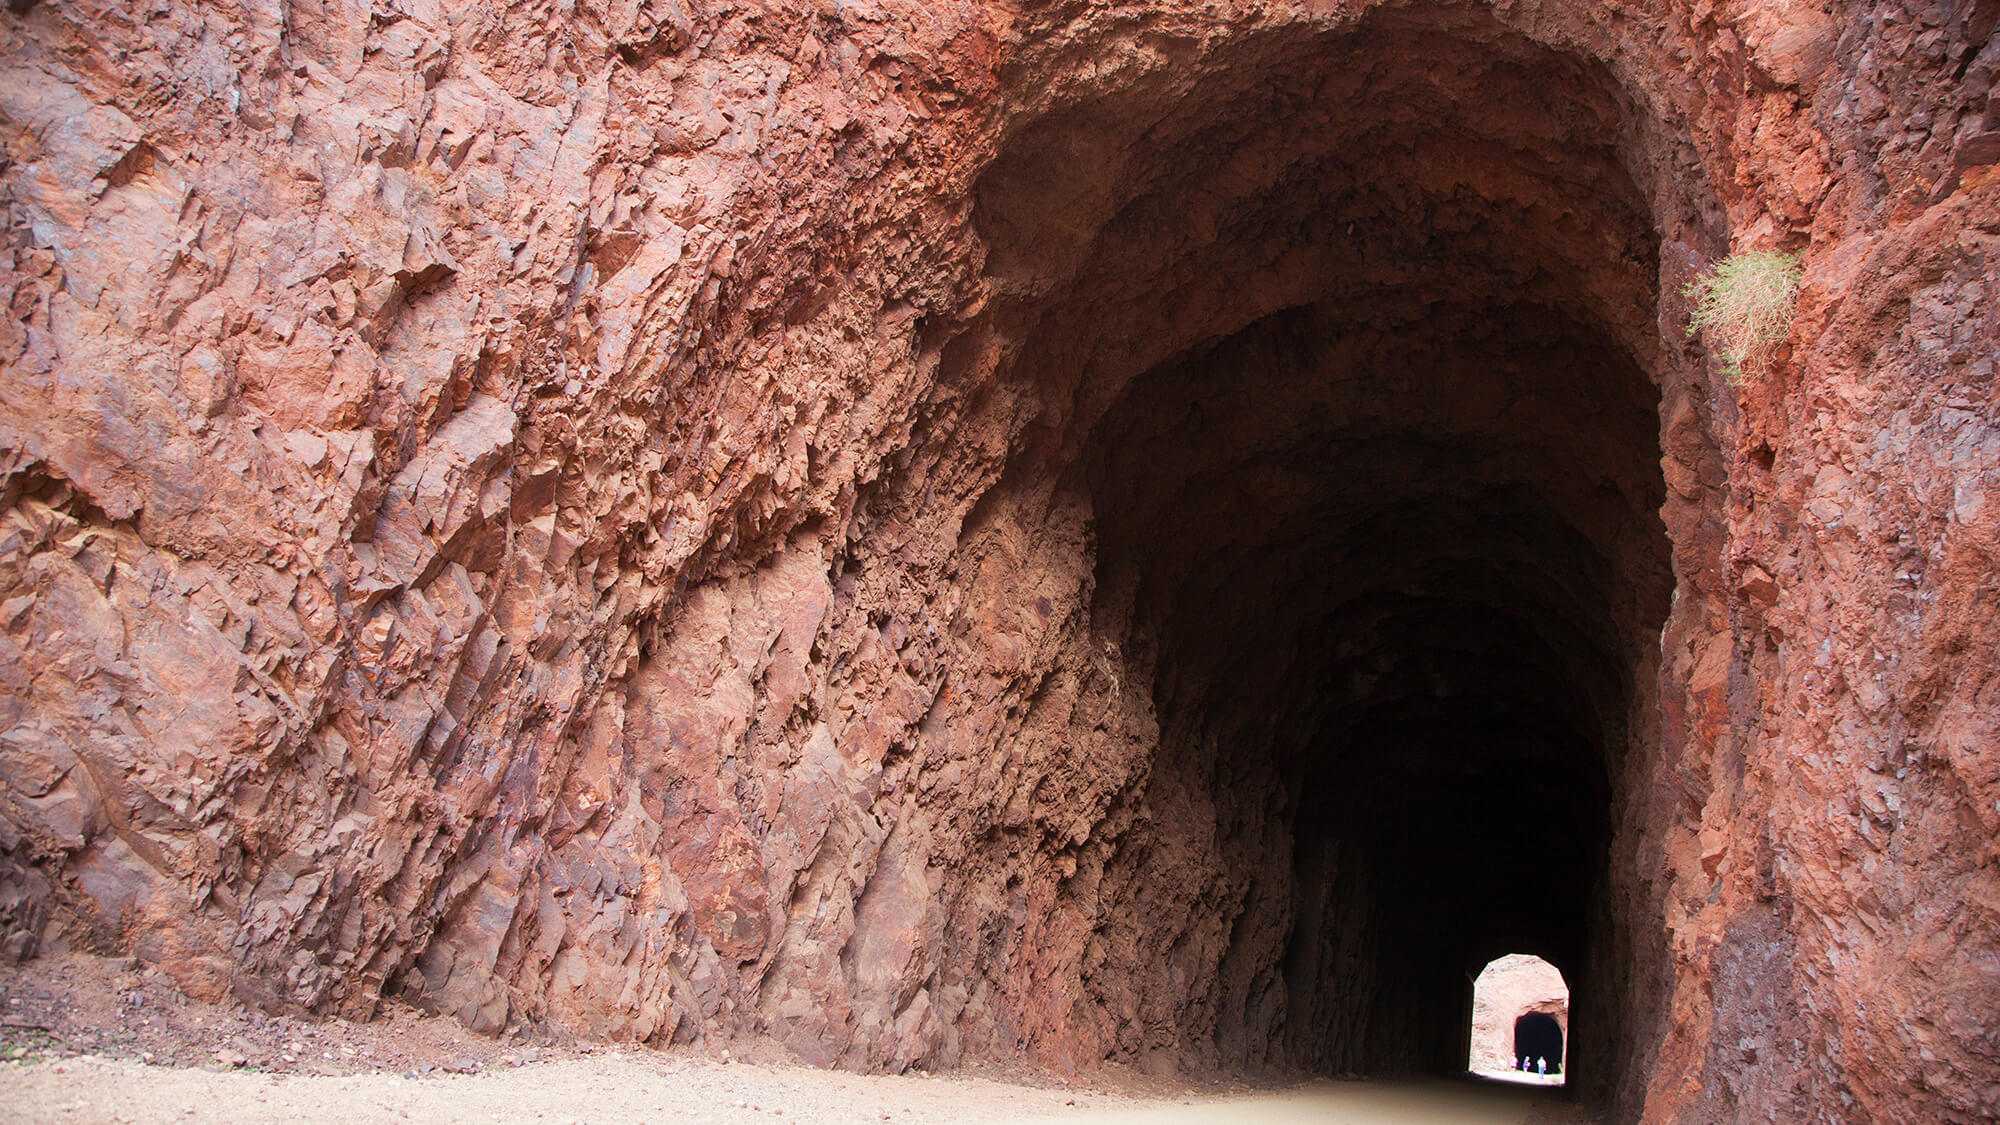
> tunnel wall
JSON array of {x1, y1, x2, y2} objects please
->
[{"x1": 1, "y1": 0, "x2": 1997, "y2": 1122}]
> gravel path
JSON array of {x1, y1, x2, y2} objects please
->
[
  {"x1": 1, "y1": 954, "x2": 1590, "y2": 1124},
  {"x1": 3, "y1": 1052, "x2": 1117, "y2": 1124},
  {"x1": 2, "y1": 1056, "x2": 1591, "y2": 1124}
]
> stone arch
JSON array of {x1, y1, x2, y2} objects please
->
[{"x1": 914, "y1": 3, "x2": 1729, "y2": 1113}]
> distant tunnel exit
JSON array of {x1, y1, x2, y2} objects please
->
[{"x1": 1469, "y1": 953, "x2": 1570, "y2": 1081}]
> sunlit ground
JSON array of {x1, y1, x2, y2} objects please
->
[{"x1": 1470, "y1": 1065, "x2": 1566, "y2": 1087}]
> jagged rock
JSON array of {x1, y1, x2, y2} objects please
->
[{"x1": 0, "y1": 1, "x2": 1995, "y2": 1122}]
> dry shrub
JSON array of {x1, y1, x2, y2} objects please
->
[{"x1": 1684, "y1": 249, "x2": 1803, "y2": 384}]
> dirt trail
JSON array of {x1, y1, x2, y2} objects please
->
[
  {"x1": 0, "y1": 955, "x2": 1590, "y2": 1124},
  {"x1": 3, "y1": 1058, "x2": 1589, "y2": 1124}
]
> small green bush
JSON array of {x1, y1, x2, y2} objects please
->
[{"x1": 1684, "y1": 249, "x2": 1803, "y2": 384}]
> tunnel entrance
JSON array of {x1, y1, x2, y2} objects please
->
[
  {"x1": 1515, "y1": 1012, "x2": 1566, "y2": 1076},
  {"x1": 961, "y1": 0, "x2": 1693, "y2": 1107}
]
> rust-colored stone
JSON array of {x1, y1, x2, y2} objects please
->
[{"x1": 1, "y1": 0, "x2": 1995, "y2": 1121}]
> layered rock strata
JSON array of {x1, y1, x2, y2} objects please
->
[{"x1": 1, "y1": 0, "x2": 1996, "y2": 1121}]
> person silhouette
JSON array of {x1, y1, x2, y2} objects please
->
[{"x1": 1537, "y1": 1056, "x2": 1547, "y2": 1075}]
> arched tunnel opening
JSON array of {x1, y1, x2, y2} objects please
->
[
  {"x1": 1516, "y1": 1012, "x2": 1567, "y2": 1075},
  {"x1": 960, "y1": 1, "x2": 1687, "y2": 1101},
  {"x1": 1468, "y1": 953, "x2": 1572, "y2": 1078}
]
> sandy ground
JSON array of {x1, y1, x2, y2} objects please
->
[
  {"x1": 1, "y1": 1059, "x2": 1592, "y2": 1124},
  {"x1": 1469, "y1": 1065, "x2": 1567, "y2": 1087},
  {"x1": 2, "y1": 954, "x2": 1592, "y2": 1124}
]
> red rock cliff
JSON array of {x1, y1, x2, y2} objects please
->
[{"x1": 1, "y1": 0, "x2": 1996, "y2": 1121}]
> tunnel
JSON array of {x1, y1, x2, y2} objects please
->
[
  {"x1": 6, "y1": 0, "x2": 1987, "y2": 1117},
  {"x1": 962, "y1": 0, "x2": 1686, "y2": 1101},
  {"x1": 1516, "y1": 1012, "x2": 1567, "y2": 1074}
]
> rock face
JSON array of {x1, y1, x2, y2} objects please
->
[
  {"x1": 1469, "y1": 954, "x2": 1568, "y2": 1075},
  {"x1": 1, "y1": 0, "x2": 1996, "y2": 1121}
]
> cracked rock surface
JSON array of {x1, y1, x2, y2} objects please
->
[{"x1": 1, "y1": 0, "x2": 1996, "y2": 1121}]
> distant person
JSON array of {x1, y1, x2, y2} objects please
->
[{"x1": 1537, "y1": 1057, "x2": 1547, "y2": 1075}]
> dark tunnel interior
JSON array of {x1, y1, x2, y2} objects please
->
[
  {"x1": 1076, "y1": 295, "x2": 1668, "y2": 1081},
  {"x1": 1516, "y1": 1012, "x2": 1567, "y2": 1074},
  {"x1": 972, "y1": 2, "x2": 1679, "y2": 1095}
]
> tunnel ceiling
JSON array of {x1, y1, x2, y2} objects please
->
[
  {"x1": 970, "y1": 2, "x2": 1676, "y2": 1081},
  {"x1": 976, "y1": 6, "x2": 1667, "y2": 411}
]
